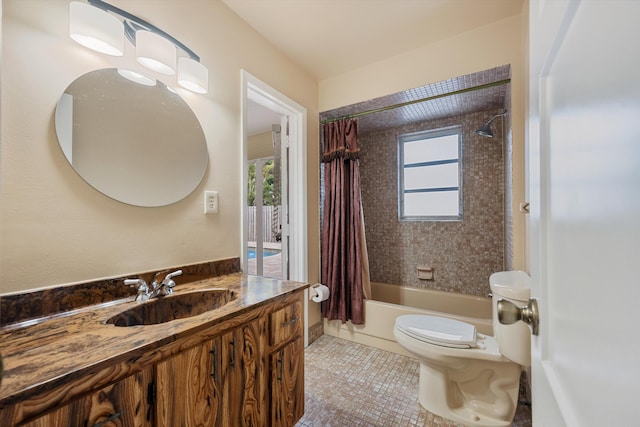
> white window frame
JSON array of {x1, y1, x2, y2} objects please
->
[{"x1": 398, "y1": 125, "x2": 463, "y2": 221}]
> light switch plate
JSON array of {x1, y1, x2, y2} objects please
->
[{"x1": 204, "y1": 191, "x2": 218, "y2": 214}]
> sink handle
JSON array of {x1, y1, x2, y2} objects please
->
[
  {"x1": 160, "y1": 270, "x2": 182, "y2": 296},
  {"x1": 164, "y1": 270, "x2": 183, "y2": 281},
  {"x1": 124, "y1": 279, "x2": 149, "y2": 302}
]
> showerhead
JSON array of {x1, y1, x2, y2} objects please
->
[
  {"x1": 475, "y1": 111, "x2": 507, "y2": 138},
  {"x1": 475, "y1": 122, "x2": 494, "y2": 137}
]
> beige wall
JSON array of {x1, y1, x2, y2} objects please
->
[
  {"x1": 0, "y1": 0, "x2": 319, "y2": 293},
  {"x1": 319, "y1": 15, "x2": 527, "y2": 272}
]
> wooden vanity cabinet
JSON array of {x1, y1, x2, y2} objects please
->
[
  {"x1": 154, "y1": 295, "x2": 304, "y2": 427},
  {"x1": 155, "y1": 316, "x2": 270, "y2": 427},
  {"x1": 21, "y1": 367, "x2": 153, "y2": 427},
  {"x1": 1, "y1": 289, "x2": 306, "y2": 427},
  {"x1": 269, "y1": 300, "x2": 304, "y2": 427},
  {"x1": 220, "y1": 316, "x2": 269, "y2": 426},
  {"x1": 155, "y1": 336, "x2": 223, "y2": 426}
]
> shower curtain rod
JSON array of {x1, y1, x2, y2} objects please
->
[{"x1": 320, "y1": 78, "x2": 511, "y2": 124}]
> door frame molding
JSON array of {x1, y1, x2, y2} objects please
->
[{"x1": 241, "y1": 70, "x2": 309, "y2": 342}]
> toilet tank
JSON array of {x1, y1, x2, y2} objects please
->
[{"x1": 490, "y1": 271, "x2": 531, "y2": 366}]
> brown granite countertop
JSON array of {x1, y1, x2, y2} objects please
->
[{"x1": 0, "y1": 273, "x2": 308, "y2": 407}]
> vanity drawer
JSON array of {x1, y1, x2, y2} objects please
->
[{"x1": 270, "y1": 299, "x2": 302, "y2": 347}]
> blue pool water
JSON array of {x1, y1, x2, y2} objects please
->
[{"x1": 248, "y1": 249, "x2": 280, "y2": 260}]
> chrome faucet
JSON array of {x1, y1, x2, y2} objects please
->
[{"x1": 124, "y1": 269, "x2": 183, "y2": 302}]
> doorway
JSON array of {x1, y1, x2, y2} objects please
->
[
  {"x1": 241, "y1": 70, "x2": 308, "y2": 284},
  {"x1": 247, "y1": 154, "x2": 283, "y2": 278}
]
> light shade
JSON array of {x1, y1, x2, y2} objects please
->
[
  {"x1": 136, "y1": 30, "x2": 176, "y2": 75},
  {"x1": 117, "y1": 68, "x2": 156, "y2": 86},
  {"x1": 178, "y1": 57, "x2": 209, "y2": 94},
  {"x1": 69, "y1": 1, "x2": 124, "y2": 56}
]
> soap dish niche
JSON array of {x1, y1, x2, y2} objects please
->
[{"x1": 417, "y1": 266, "x2": 434, "y2": 281}]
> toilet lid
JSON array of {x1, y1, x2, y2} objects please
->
[{"x1": 395, "y1": 315, "x2": 477, "y2": 349}]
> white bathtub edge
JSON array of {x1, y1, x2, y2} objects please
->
[
  {"x1": 323, "y1": 318, "x2": 413, "y2": 357},
  {"x1": 322, "y1": 295, "x2": 493, "y2": 358}
]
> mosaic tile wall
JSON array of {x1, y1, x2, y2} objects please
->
[{"x1": 359, "y1": 109, "x2": 505, "y2": 296}]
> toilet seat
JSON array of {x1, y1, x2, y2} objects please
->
[{"x1": 395, "y1": 315, "x2": 477, "y2": 349}]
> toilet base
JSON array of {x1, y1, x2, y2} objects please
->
[{"x1": 417, "y1": 360, "x2": 521, "y2": 427}]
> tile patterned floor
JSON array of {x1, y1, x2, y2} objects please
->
[{"x1": 296, "y1": 335, "x2": 532, "y2": 427}]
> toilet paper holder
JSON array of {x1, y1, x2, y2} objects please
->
[{"x1": 309, "y1": 284, "x2": 330, "y2": 302}]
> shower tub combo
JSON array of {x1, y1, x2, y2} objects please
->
[{"x1": 323, "y1": 282, "x2": 492, "y2": 356}]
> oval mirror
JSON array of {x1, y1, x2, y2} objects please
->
[{"x1": 54, "y1": 68, "x2": 208, "y2": 207}]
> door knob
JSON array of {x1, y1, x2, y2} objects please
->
[{"x1": 497, "y1": 298, "x2": 539, "y2": 336}]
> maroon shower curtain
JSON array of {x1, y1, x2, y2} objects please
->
[{"x1": 321, "y1": 118, "x2": 365, "y2": 325}]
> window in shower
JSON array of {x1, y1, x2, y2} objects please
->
[{"x1": 398, "y1": 125, "x2": 462, "y2": 221}]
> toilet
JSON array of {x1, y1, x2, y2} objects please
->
[{"x1": 393, "y1": 271, "x2": 531, "y2": 427}]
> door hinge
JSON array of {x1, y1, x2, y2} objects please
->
[
  {"x1": 282, "y1": 118, "x2": 290, "y2": 148},
  {"x1": 281, "y1": 223, "x2": 289, "y2": 238}
]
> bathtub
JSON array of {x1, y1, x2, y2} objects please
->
[{"x1": 323, "y1": 282, "x2": 493, "y2": 356}]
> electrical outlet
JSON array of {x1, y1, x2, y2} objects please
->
[{"x1": 204, "y1": 191, "x2": 218, "y2": 214}]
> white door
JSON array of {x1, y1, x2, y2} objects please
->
[
  {"x1": 279, "y1": 116, "x2": 290, "y2": 280},
  {"x1": 527, "y1": 1, "x2": 640, "y2": 425}
]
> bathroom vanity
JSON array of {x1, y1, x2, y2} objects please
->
[{"x1": 0, "y1": 259, "x2": 307, "y2": 426}]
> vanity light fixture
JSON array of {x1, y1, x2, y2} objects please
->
[
  {"x1": 136, "y1": 30, "x2": 176, "y2": 75},
  {"x1": 69, "y1": 0, "x2": 209, "y2": 93},
  {"x1": 178, "y1": 57, "x2": 208, "y2": 94},
  {"x1": 69, "y1": 1, "x2": 124, "y2": 56}
]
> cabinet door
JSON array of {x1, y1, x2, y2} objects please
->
[
  {"x1": 220, "y1": 317, "x2": 268, "y2": 427},
  {"x1": 22, "y1": 367, "x2": 153, "y2": 427},
  {"x1": 270, "y1": 300, "x2": 302, "y2": 348},
  {"x1": 156, "y1": 336, "x2": 222, "y2": 427},
  {"x1": 270, "y1": 337, "x2": 304, "y2": 427}
]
